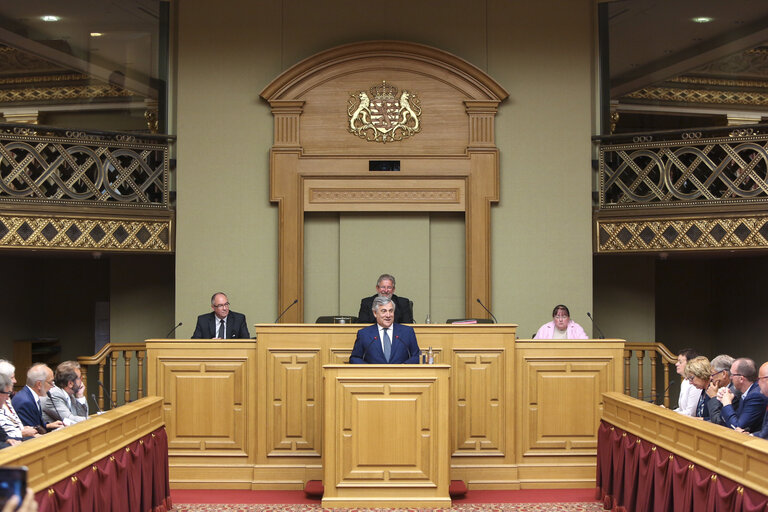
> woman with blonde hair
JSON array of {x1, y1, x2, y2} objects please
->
[{"x1": 685, "y1": 356, "x2": 711, "y2": 418}]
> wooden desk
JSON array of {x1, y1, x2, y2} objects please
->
[
  {"x1": 600, "y1": 392, "x2": 768, "y2": 503},
  {"x1": 147, "y1": 326, "x2": 624, "y2": 490},
  {"x1": 322, "y1": 364, "x2": 451, "y2": 508},
  {"x1": 0, "y1": 397, "x2": 169, "y2": 511}
]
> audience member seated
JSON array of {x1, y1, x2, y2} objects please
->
[
  {"x1": 42, "y1": 361, "x2": 89, "y2": 426},
  {"x1": 357, "y1": 274, "x2": 414, "y2": 324},
  {"x1": 12, "y1": 363, "x2": 63, "y2": 432},
  {"x1": 684, "y1": 356, "x2": 711, "y2": 418},
  {"x1": 718, "y1": 357, "x2": 768, "y2": 433},
  {"x1": 0, "y1": 360, "x2": 39, "y2": 441},
  {"x1": 0, "y1": 373, "x2": 20, "y2": 449},
  {"x1": 754, "y1": 361, "x2": 768, "y2": 439},
  {"x1": 534, "y1": 304, "x2": 588, "y2": 340},
  {"x1": 673, "y1": 348, "x2": 700, "y2": 416},
  {"x1": 349, "y1": 296, "x2": 420, "y2": 364},
  {"x1": 191, "y1": 292, "x2": 250, "y2": 339},
  {"x1": 703, "y1": 354, "x2": 738, "y2": 426}
]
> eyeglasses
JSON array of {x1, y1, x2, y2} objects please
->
[
  {"x1": 554, "y1": 316, "x2": 569, "y2": 320},
  {"x1": 213, "y1": 302, "x2": 230, "y2": 309},
  {"x1": 710, "y1": 369, "x2": 728, "y2": 377},
  {"x1": 0, "y1": 390, "x2": 10, "y2": 395},
  {"x1": 758, "y1": 376, "x2": 768, "y2": 382}
]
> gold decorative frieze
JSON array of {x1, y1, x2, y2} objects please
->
[
  {"x1": 0, "y1": 84, "x2": 134, "y2": 103},
  {"x1": 348, "y1": 81, "x2": 421, "y2": 143},
  {"x1": 310, "y1": 189, "x2": 459, "y2": 203},
  {"x1": 667, "y1": 76, "x2": 768, "y2": 89},
  {"x1": 303, "y1": 179, "x2": 466, "y2": 212},
  {"x1": 624, "y1": 87, "x2": 768, "y2": 106},
  {"x1": 596, "y1": 215, "x2": 768, "y2": 253},
  {"x1": 0, "y1": 213, "x2": 172, "y2": 252},
  {"x1": 0, "y1": 73, "x2": 90, "y2": 86}
]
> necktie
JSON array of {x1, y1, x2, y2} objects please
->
[
  {"x1": 382, "y1": 328, "x2": 391, "y2": 361},
  {"x1": 218, "y1": 319, "x2": 225, "y2": 339}
]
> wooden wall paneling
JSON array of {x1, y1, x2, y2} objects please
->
[
  {"x1": 146, "y1": 340, "x2": 257, "y2": 488},
  {"x1": 514, "y1": 341, "x2": 624, "y2": 487},
  {"x1": 147, "y1": 327, "x2": 628, "y2": 490}
]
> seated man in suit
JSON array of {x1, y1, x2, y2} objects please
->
[
  {"x1": 191, "y1": 292, "x2": 250, "y2": 339},
  {"x1": 719, "y1": 357, "x2": 768, "y2": 433},
  {"x1": 357, "y1": 274, "x2": 414, "y2": 324},
  {"x1": 12, "y1": 363, "x2": 63, "y2": 432},
  {"x1": 349, "y1": 296, "x2": 420, "y2": 364},
  {"x1": 702, "y1": 354, "x2": 740, "y2": 426},
  {"x1": 42, "y1": 361, "x2": 89, "y2": 426},
  {"x1": 753, "y1": 361, "x2": 768, "y2": 439}
]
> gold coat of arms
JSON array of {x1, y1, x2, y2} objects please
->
[{"x1": 348, "y1": 81, "x2": 421, "y2": 143}]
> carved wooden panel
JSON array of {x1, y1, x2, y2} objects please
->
[
  {"x1": 157, "y1": 359, "x2": 247, "y2": 454},
  {"x1": 452, "y1": 350, "x2": 504, "y2": 455},
  {"x1": 340, "y1": 381, "x2": 434, "y2": 480},
  {"x1": 521, "y1": 358, "x2": 613, "y2": 455},
  {"x1": 266, "y1": 349, "x2": 322, "y2": 456},
  {"x1": 322, "y1": 364, "x2": 451, "y2": 508}
]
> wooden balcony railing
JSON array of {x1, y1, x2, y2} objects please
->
[
  {"x1": 77, "y1": 343, "x2": 146, "y2": 411},
  {"x1": 0, "y1": 122, "x2": 175, "y2": 253},
  {"x1": 623, "y1": 341, "x2": 677, "y2": 408},
  {"x1": 593, "y1": 123, "x2": 768, "y2": 255}
]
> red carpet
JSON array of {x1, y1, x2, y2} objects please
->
[{"x1": 171, "y1": 488, "x2": 602, "y2": 512}]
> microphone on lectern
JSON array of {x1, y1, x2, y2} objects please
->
[
  {"x1": 476, "y1": 298, "x2": 498, "y2": 323},
  {"x1": 274, "y1": 299, "x2": 299, "y2": 323}
]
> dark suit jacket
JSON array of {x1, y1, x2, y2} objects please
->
[
  {"x1": 191, "y1": 311, "x2": 250, "y2": 339},
  {"x1": 755, "y1": 408, "x2": 768, "y2": 439},
  {"x1": 704, "y1": 383, "x2": 741, "y2": 426},
  {"x1": 357, "y1": 294, "x2": 414, "y2": 324},
  {"x1": 349, "y1": 323, "x2": 420, "y2": 364},
  {"x1": 721, "y1": 382, "x2": 768, "y2": 432},
  {"x1": 11, "y1": 386, "x2": 44, "y2": 428}
]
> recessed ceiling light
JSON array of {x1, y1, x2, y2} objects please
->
[
  {"x1": 691, "y1": 16, "x2": 713, "y2": 23},
  {"x1": 41, "y1": 15, "x2": 60, "y2": 22},
  {"x1": 90, "y1": 32, "x2": 103, "y2": 37}
]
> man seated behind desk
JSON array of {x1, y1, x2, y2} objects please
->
[
  {"x1": 42, "y1": 361, "x2": 89, "y2": 426},
  {"x1": 350, "y1": 296, "x2": 420, "y2": 364},
  {"x1": 12, "y1": 363, "x2": 63, "y2": 432},
  {"x1": 357, "y1": 274, "x2": 414, "y2": 324},
  {"x1": 191, "y1": 292, "x2": 250, "y2": 339}
]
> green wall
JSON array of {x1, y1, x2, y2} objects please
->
[{"x1": 173, "y1": 0, "x2": 596, "y2": 335}]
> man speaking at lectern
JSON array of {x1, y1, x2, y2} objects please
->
[{"x1": 349, "y1": 296, "x2": 420, "y2": 364}]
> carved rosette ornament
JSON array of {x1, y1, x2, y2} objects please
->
[{"x1": 348, "y1": 81, "x2": 421, "y2": 143}]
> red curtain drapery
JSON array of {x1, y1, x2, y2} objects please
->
[
  {"x1": 34, "y1": 427, "x2": 171, "y2": 512},
  {"x1": 596, "y1": 420, "x2": 768, "y2": 512}
]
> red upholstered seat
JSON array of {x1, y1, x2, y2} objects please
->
[
  {"x1": 449, "y1": 480, "x2": 467, "y2": 498},
  {"x1": 304, "y1": 480, "x2": 324, "y2": 498}
]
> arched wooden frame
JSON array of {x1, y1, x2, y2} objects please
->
[{"x1": 261, "y1": 41, "x2": 508, "y2": 322}]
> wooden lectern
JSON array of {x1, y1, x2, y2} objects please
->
[{"x1": 322, "y1": 364, "x2": 451, "y2": 508}]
